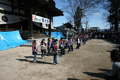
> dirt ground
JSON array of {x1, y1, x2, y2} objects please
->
[{"x1": 0, "y1": 39, "x2": 119, "y2": 80}]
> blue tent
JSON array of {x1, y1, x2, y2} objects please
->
[
  {"x1": 46, "y1": 32, "x2": 65, "y2": 39},
  {"x1": 0, "y1": 31, "x2": 28, "y2": 51}
]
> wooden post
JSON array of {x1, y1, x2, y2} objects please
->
[
  {"x1": 11, "y1": 0, "x2": 14, "y2": 13},
  {"x1": 49, "y1": 17, "x2": 51, "y2": 38},
  {"x1": 29, "y1": 9, "x2": 33, "y2": 39},
  {"x1": 5, "y1": 25, "x2": 8, "y2": 31},
  {"x1": 21, "y1": 25, "x2": 22, "y2": 32}
]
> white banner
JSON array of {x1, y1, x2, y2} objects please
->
[{"x1": 32, "y1": 14, "x2": 50, "y2": 24}]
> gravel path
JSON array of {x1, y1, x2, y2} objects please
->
[{"x1": 0, "y1": 39, "x2": 119, "y2": 80}]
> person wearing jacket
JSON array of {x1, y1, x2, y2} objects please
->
[
  {"x1": 60, "y1": 39, "x2": 65, "y2": 56},
  {"x1": 76, "y1": 36, "x2": 81, "y2": 49},
  {"x1": 47, "y1": 38, "x2": 51, "y2": 56},
  {"x1": 67, "y1": 37, "x2": 72, "y2": 53},
  {"x1": 40, "y1": 39, "x2": 46, "y2": 59},
  {"x1": 53, "y1": 39, "x2": 59, "y2": 65},
  {"x1": 32, "y1": 40, "x2": 38, "y2": 63},
  {"x1": 105, "y1": 50, "x2": 120, "y2": 80}
]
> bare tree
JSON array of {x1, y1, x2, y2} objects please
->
[
  {"x1": 61, "y1": 0, "x2": 104, "y2": 32},
  {"x1": 83, "y1": 16, "x2": 89, "y2": 32}
]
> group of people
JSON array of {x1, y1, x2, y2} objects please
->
[
  {"x1": 32, "y1": 38, "x2": 59, "y2": 64},
  {"x1": 104, "y1": 32, "x2": 120, "y2": 44},
  {"x1": 32, "y1": 32, "x2": 120, "y2": 80},
  {"x1": 32, "y1": 33, "x2": 90, "y2": 65},
  {"x1": 92, "y1": 31, "x2": 120, "y2": 44}
]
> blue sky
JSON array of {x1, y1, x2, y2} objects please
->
[{"x1": 53, "y1": 0, "x2": 110, "y2": 29}]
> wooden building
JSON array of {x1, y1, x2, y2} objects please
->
[
  {"x1": 0, "y1": 0, "x2": 63, "y2": 39},
  {"x1": 90, "y1": 27, "x2": 100, "y2": 32},
  {"x1": 56, "y1": 23, "x2": 76, "y2": 37}
]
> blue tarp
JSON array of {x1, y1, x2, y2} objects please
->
[
  {"x1": 0, "y1": 30, "x2": 28, "y2": 51},
  {"x1": 46, "y1": 32, "x2": 65, "y2": 39},
  {"x1": 0, "y1": 35, "x2": 10, "y2": 51}
]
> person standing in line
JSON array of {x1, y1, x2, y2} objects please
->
[
  {"x1": 85, "y1": 34, "x2": 87, "y2": 44},
  {"x1": 47, "y1": 38, "x2": 51, "y2": 56},
  {"x1": 40, "y1": 39, "x2": 46, "y2": 59},
  {"x1": 64, "y1": 37, "x2": 68, "y2": 49},
  {"x1": 76, "y1": 36, "x2": 81, "y2": 49},
  {"x1": 70, "y1": 37, "x2": 74, "y2": 51},
  {"x1": 67, "y1": 37, "x2": 71, "y2": 53},
  {"x1": 63, "y1": 39, "x2": 66, "y2": 55},
  {"x1": 51, "y1": 37, "x2": 55, "y2": 52},
  {"x1": 60, "y1": 39, "x2": 65, "y2": 56},
  {"x1": 79, "y1": 35, "x2": 82, "y2": 45},
  {"x1": 59, "y1": 37, "x2": 63, "y2": 49},
  {"x1": 59, "y1": 38, "x2": 63, "y2": 56},
  {"x1": 32, "y1": 40, "x2": 38, "y2": 63},
  {"x1": 53, "y1": 39, "x2": 59, "y2": 65}
]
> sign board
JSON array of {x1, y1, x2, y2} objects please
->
[{"x1": 32, "y1": 14, "x2": 50, "y2": 24}]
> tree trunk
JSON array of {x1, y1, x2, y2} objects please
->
[
  {"x1": 79, "y1": 17, "x2": 82, "y2": 33},
  {"x1": 114, "y1": 0, "x2": 119, "y2": 32},
  {"x1": 115, "y1": 8, "x2": 119, "y2": 32}
]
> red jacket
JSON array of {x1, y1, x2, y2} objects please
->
[{"x1": 54, "y1": 44, "x2": 57, "y2": 52}]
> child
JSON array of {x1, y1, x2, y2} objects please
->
[
  {"x1": 76, "y1": 36, "x2": 81, "y2": 49},
  {"x1": 67, "y1": 37, "x2": 71, "y2": 53},
  {"x1": 51, "y1": 37, "x2": 55, "y2": 52},
  {"x1": 60, "y1": 38, "x2": 65, "y2": 56},
  {"x1": 47, "y1": 38, "x2": 51, "y2": 56},
  {"x1": 64, "y1": 37, "x2": 68, "y2": 49},
  {"x1": 70, "y1": 37, "x2": 74, "y2": 51},
  {"x1": 63, "y1": 39, "x2": 66, "y2": 55},
  {"x1": 32, "y1": 40, "x2": 38, "y2": 63},
  {"x1": 53, "y1": 39, "x2": 59, "y2": 64},
  {"x1": 59, "y1": 37, "x2": 63, "y2": 49},
  {"x1": 40, "y1": 39, "x2": 46, "y2": 59}
]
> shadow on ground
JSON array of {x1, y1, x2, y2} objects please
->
[
  {"x1": 16, "y1": 57, "x2": 53, "y2": 65},
  {"x1": 67, "y1": 78, "x2": 98, "y2": 80},
  {"x1": 24, "y1": 56, "x2": 42, "y2": 59},
  {"x1": 98, "y1": 69, "x2": 111, "y2": 72},
  {"x1": 83, "y1": 69, "x2": 111, "y2": 79},
  {"x1": 83, "y1": 72, "x2": 105, "y2": 79},
  {"x1": 103, "y1": 39, "x2": 120, "y2": 47},
  {"x1": 67, "y1": 78, "x2": 80, "y2": 80},
  {"x1": 103, "y1": 39, "x2": 118, "y2": 45}
]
